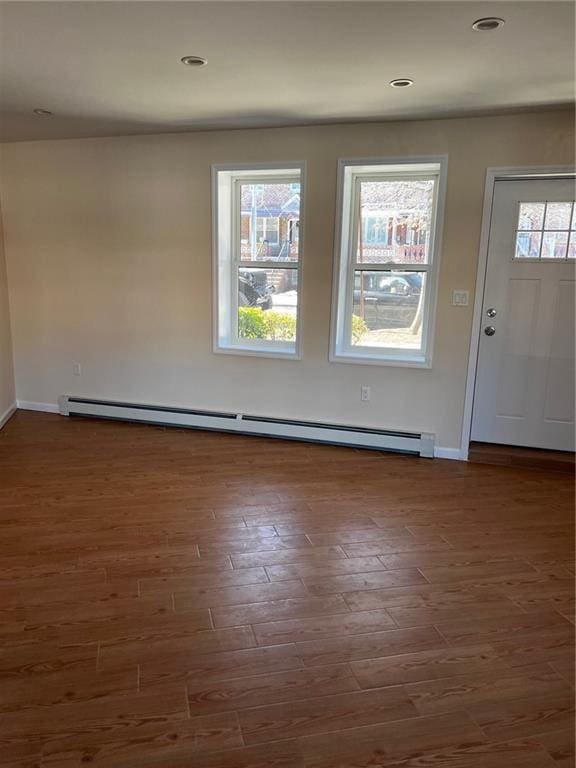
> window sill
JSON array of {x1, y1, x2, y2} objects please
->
[
  {"x1": 330, "y1": 350, "x2": 431, "y2": 368},
  {"x1": 214, "y1": 343, "x2": 300, "y2": 361}
]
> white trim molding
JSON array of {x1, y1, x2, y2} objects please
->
[
  {"x1": 0, "y1": 402, "x2": 17, "y2": 430},
  {"x1": 16, "y1": 400, "x2": 59, "y2": 414},
  {"x1": 434, "y1": 446, "x2": 466, "y2": 460},
  {"x1": 460, "y1": 164, "x2": 576, "y2": 461}
]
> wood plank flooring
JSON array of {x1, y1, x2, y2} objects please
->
[
  {"x1": 469, "y1": 442, "x2": 576, "y2": 474},
  {"x1": 0, "y1": 410, "x2": 574, "y2": 768}
]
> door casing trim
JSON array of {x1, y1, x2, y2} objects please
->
[{"x1": 460, "y1": 165, "x2": 576, "y2": 461}]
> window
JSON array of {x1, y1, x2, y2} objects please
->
[
  {"x1": 331, "y1": 157, "x2": 447, "y2": 366},
  {"x1": 514, "y1": 201, "x2": 576, "y2": 260},
  {"x1": 213, "y1": 164, "x2": 304, "y2": 357}
]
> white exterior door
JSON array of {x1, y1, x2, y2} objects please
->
[{"x1": 471, "y1": 177, "x2": 576, "y2": 451}]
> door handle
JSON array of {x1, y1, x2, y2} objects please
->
[
  {"x1": 486, "y1": 308, "x2": 497, "y2": 318},
  {"x1": 484, "y1": 326, "x2": 496, "y2": 336}
]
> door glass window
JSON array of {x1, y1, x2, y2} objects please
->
[{"x1": 515, "y1": 201, "x2": 575, "y2": 260}]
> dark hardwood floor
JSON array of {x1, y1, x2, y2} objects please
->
[
  {"x1": 469, "y1": 442, "x2": 576, "y2": 475},
  {"x1": 0, "y1": 410, "x2": 574, "y2": 768}
]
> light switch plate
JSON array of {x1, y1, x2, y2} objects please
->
[{"x1": 452, "y1": 290, "x2": 470, "y2": 307}]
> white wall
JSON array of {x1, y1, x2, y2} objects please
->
[
  {"x1": 0, "y1": 199, "x2": 16, "y2": 425},
  {"x1": 0, "y1": 110, "x2": 573, "y2": 448}
]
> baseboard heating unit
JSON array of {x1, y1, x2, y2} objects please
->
[{"x1": 58, "y1": 396, "x2": 435, "y2": 457}]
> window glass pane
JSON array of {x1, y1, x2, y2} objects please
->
[
  {"x1": 238, "y1": 268, "x2": 298, "y2": 342},
  {"x1": 357, "y1": 179, "x2": 434, "y2": 265},
  {"x1": 541, "y1": 231, "x2": 568, "y2": 260},
  {"x1": 515, "y1": 231, "x2": 542, "y2": 259},
  {"x1": 240, "y1": 183, "x2": 300, "y2": 261},
  {"x1": 517, "y1": 202, "x2": 545, "y2": 230},
  {"x1": 351, "y1": 270, "x2": 425, "y2": 351},
  {"x1": 544, "y1": 202, "x2": 572, "y2": 231},
  {"x1": 256, "y1": 217, "x2": 279, "y2": 245},
  {"x1": 571, "y1": 204, "x2": 576, "y2": 231},
  {"x1": 568, "y1": 233, "x2": 576, "y2": 259}
]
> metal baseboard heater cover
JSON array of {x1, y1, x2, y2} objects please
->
[{"x1": 58, "y1": 396, "x2": 435, "y2": 457}]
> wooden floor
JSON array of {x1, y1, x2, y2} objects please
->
[
  {"x1": 469, "y1": 442, "x2": 576, "y2": 475},
  {"x1": 0, "y1": 411, "x2": 574, "y2": 768}
]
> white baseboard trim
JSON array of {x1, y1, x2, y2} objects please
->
[
  {"x1": 0, "y1": 402, "x2": 17, "y2": 430},
  {"x1": 434, "y1": 446, "x2": 467, "y2": 461},
  {"x1": 16, "y1": 400, "x2": 60, "y2": 414}
]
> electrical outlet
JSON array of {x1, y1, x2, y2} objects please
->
[
  {"x1": 451, "y1": 290, "x2": 470, "y2": 307},
  {"x1": 72, "y1": 363, "x2": 82, "y2": 376},
  {"x1": 361, "y1": 385, "x2": 371, "y2": 402}
]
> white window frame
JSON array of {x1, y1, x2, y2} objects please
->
[
  {"x1": 212, "y1": 162, "x2": 305, "y2": 359},
  {"x1": 330, "y1": 155, "x2": 448, "y2": 368}
]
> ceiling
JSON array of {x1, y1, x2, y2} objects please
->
[{"x1": 0, "y1": 1, "x2": 574, "y2": 142}]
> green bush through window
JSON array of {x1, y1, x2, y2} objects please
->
[
  {"x1": 238, "y1": 307, "x2": 368, "y2": 344},
  {"x1": 238, "y1": 307, "x2": 296, "y2": 341}
]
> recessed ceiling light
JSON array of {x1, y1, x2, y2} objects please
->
[
  {"x1": 181, "y1": 55, "x2": 207, "y2": 67},
  {"x1": 389, "y1": 78, "x2": 414, "y2": 88},
  {"x1": 472, "y1": 17, "x2": 505, "y2": 31},
  {"x1": 33, "y1": 108, "x2": 53, "y2": 117}
]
